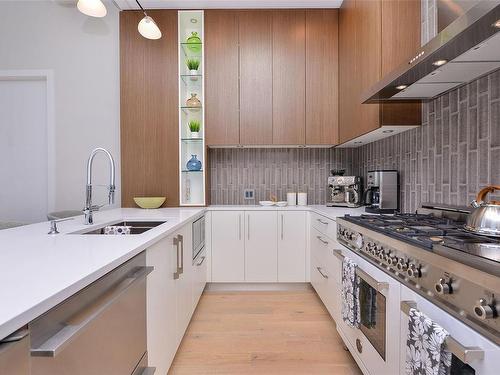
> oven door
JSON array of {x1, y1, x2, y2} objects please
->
[
  {"x1": 335, "y1": 248, "x2": 401, "y2": 375},
  {"x1": 400, "y1": 285, "x2": 500, "y2": 375}
]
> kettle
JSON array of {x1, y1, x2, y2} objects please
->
[{"x1": 465, "y1": 185, "x2": 500, "y2": 237}]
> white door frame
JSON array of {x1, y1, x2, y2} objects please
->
[{"x1": 0, "y1": 70, "x2": 56, "y2": 214}]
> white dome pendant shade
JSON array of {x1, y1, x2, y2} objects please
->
[
  {"x1": 77, "y1": 0, "x2": 107, "y2": 18},
  {"x1": 138, "y1": 16, "x2": 162, "y2": 40}
]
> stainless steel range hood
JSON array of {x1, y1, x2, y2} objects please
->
[{"x1": 363, "y1": 1, "x2": 500, "y2": 103}]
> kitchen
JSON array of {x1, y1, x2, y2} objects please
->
[{"x1": 0, "y1": 0, "x2": 499, "y2": 374}]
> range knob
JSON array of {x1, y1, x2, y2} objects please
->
[
  {"x1": 388, "y1": 256, "x2": 398, "y2": 266},
  {"x1": 407, "y1": 263, "x2": 421, "y2": 278},
  {"x1": 377, "y1": 250, "x2": 387, "y2": 261},
  {"x1": 382, "y1": 251, "x2": 392, "y2": 263},
  {"x1": 434, "y1": 278, "x2": 453, "y2": 295},
  {"x1": 397, "y1": 259, "x2": 408, "y2": 271},
  {"x1": 474, "y1": 298, "x2": 497, "y2": 320}
]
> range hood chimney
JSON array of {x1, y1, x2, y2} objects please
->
[{"x1": 363, "y1": 1, "x2": 500, "y2": 103}]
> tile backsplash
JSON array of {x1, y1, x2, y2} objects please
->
[
  {"x1": 209, "y1": 69, "x2": 500, "y2": 211},
  {"x1": 356, "y1": 69, "x2": 500, "y2": 213},
  {"x1": 209, "y1": 148, "x2": 357, "y2": 205}
]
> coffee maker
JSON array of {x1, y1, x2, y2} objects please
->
[
  {"x1": 326, "y1": 170, "x2": 363, "y2": 208},
  {"x1": 364, "y1": 170, "x2": 399, "y2": 213}
]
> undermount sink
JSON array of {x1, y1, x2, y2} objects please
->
[{"x1": 77, "y1": 221, "x2": 167, "y2": 235}]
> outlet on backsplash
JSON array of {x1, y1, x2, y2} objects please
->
[{"x1": 243, "y1": 189, "x2": 255, "y2": 200}]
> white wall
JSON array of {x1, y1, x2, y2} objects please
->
[{"x1": 0, "y1": 0, "x2": 120, "y2": 216}]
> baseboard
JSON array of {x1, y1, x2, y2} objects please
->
[{"x1": 205, "y1": 282, "x2": 313, "y2": 292}]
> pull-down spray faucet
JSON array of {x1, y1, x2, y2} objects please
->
[{"x1": 83, "y1": 148, "x2": 116, "y2": 225}]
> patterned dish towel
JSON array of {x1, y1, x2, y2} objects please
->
[
  {"x1": 406, "y1": 308, "x2": 452, "y2": 375},
  {"x1": 341, "y1": 257, "x2": 360, "y2": 328}
]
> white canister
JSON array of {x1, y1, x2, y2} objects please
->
[
  {"x1": 297, "y1": 192, "x2": 307, "y2": 206},
  {"x1": 287, "y1": 192, "x2": 297, "y2": 206}
]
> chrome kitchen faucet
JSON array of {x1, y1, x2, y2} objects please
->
[{"x1": 83, "y1": 148, "x2": 116, "y2": 225}]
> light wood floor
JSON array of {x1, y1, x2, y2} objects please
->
[{"x1": 169, "y1": 288, "x2": 363, "y2": 375}]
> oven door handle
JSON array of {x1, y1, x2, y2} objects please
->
[
  {"x1": 401, "y1": 301, "x2": 485, "y2": 364},
  {"x1": 332, "y1": 250, "x2": 389, "y2": 293},
  {"x1": 30, "y1": 266, "x2": 154, "y2": 358}
]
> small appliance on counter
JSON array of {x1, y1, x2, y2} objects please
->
[
  {"x1": 363, "y1": 170, "x2": 398, "y2": 214},
  {"x1": 326, "y1": 170, "x2": 362, "y2": 208}
]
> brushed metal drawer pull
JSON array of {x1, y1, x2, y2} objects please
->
[
  {"x1": 400, "y1": 301, "x2": 484, "y2": 364},
  {"x1": 316, "y1": 267, "x2": 329, "y2": 279},
  {"x1": 30, "y1": 266, "x2": 153, "y2": 357},
  {"x1": 317, "y1": 218, "x2": 329, "y2": 225},
  {"x1": 316, "y1": 236, "x2": 329, "y2": 245}
]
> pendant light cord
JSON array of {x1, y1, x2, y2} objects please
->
[{"x1": 135, "y1": 0, "x2": 147, "y2": 16}]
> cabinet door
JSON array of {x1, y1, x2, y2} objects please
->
[
  {"x1": 272, "y1": 10, "x2": 306, "y2": 145},
  {"x1": 120, "y1": 11, "x2": 179, "y2": 206},
  {"x1": 205, "y1": 10, "x2": 240, "y2": 146},
  {"x1": 146, "y1": 235, "x2": 178, "y2": 375},
  {"x1": 245, "y1": 211, "x2": 278, "y2": 281},
  {"x1": 339, "y1": 0, "x2": 359, "y2": 143},
  {"x1": 239, "y1": 10, "x2": 273, "y2": 145},
  {"x1": 211, "y1": 211, "x2": 245, "y2": 282},
  {"x1": 278, "y1": 211, "x2": 306, "y2": 282},
  {"x1": 305, "y1": 9, "x2": 339, "y2": 146},
  {"x1": 176, "y1": 224, "x2": 193, "y2": 343}
]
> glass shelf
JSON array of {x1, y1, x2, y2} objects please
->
[
  {"x1": 181, "y1": 43, "x2": 202, "y2": 58},
  {"x1": 181, "y1": 169, "x2": 204, "y2": 173},
  {"x1": 181, "y1": 106, "x2": 202, "y2": 115},
  {"x1": 181, "y1": 138, "x2": 203, "y2": 142},
  {"x1": 180, "y1": 74, "x2": 202, "y2": 87}
]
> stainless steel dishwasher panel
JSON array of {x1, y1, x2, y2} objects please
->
[
  {"x1": 30, "y1": 253, "x2": 151, "y2": 375},
  {"x1": 0, "y1": 329, "x2": 30, "y2": 375}
]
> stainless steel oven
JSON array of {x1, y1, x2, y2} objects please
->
[
  {"x1": 29, "y1": 252, "x2": 155, "y2": 375},
  {"x1": 358, "y1": 274, "x2": 387, "y2": 360}
]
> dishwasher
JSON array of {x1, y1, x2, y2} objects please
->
[
  {"x1": 0, "y1": 328, "x2": 30, "y2": 375},
  {"x1": 29, "y1": 252, "x2": 155, "y2": 375}
]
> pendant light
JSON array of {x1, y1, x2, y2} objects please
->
[
  {"x1": 135, "y1": 0, "x2": 162, "y2": 40},
  {"x1": 77, "y1": 0, "x2": 107, "y2": 17}
]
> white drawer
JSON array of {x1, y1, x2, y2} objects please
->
[{"x1": 311, "y1": 212, "x2": 337, "y2": 240}]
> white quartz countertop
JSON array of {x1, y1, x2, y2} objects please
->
[
  {"x1": 0, "y1": 207, "x2": 204, "y2": 340},
  {"x1": 0, "y1": 204, "x2": 367, "y2": 340}
]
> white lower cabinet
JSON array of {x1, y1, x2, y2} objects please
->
[
  {"x1": 146, "y1": 219, "x2": 206, "y2": 375},
  {"x1": 278, "y1": 211, "x2": 307, "y2": 282},
  {"x1": 210, "y1": 210, "x2": 307, "y2": 283},
  {"x1": 245, "y1": 211, "x2": 278, "y2": 282},
  {"x1": 211, "y1": 211, "x2": 245, "y2": 282}
]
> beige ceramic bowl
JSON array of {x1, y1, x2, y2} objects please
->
[{"x1": 133, "y1": 197, "x2": 166, "y2": 209}]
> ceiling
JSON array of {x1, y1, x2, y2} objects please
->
[{"x1": 114, "y1": 0, "x2": 344, "y2": 10}]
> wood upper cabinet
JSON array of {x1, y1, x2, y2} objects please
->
[
  {"x1": 239, "y1": 10, "x2": 273, "y2": 145},
  {"x1": 120, "y1": 10, "x2": 179, "y2": 207},
  {"x1": 205, "y1": 10, "x2": 240, "y2": 146},
  {"x1": 272, "y1": 10, "x2": 306, "y2": 145},
  {"x1": 305, "y1": 9, "x2": 339, "y2": 145},
  {"x1": 339, "y1": 0, "x2": 421, "y2": 144}
]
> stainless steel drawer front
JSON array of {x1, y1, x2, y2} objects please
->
[{"x1": 30, "y1": 253, "x2": 152, "y2": 375}]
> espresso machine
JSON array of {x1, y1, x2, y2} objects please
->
[
  {"x1": 326, "y1": 170, "x2": 362, "y2": 207},
  {"x1": 364, "y1": 170, "x2": 399, "y2": 213}
]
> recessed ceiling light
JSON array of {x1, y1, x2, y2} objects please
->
[
  {"x1": 382, "y1": 130, "x2": 394, "y2": 134},
  {"x1": 396, "y1": 85, "x2": 407, "y2": 90},
  {"x1": 493, "y1": 19, "x2": 500, "y2": 28},
  {"x1": 432, "y1": 59, "x2": 448, "y2": 67},
  {"x1": 190, "y1": 18, "x2": 198, "y2": 24}
]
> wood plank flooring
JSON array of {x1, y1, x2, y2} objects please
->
[{"x1": 169, "y1": 289, "x2": 363, "y2": 374}]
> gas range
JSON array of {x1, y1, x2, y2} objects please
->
[{"x1": 336, "y1": 210, "x2": 500, "y2": 346}]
